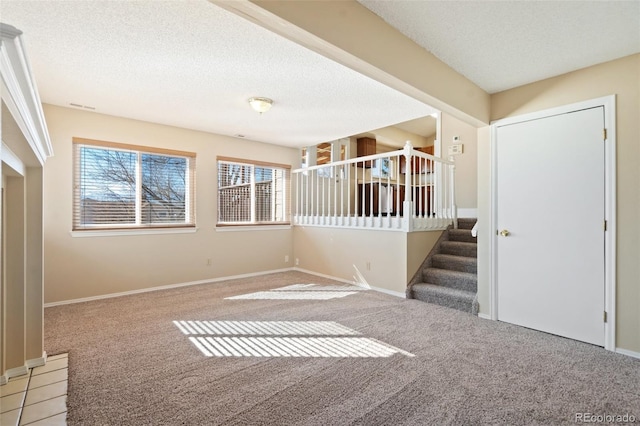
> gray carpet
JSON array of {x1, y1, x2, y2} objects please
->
[
  {"x1": 410, "y1": 219, "x2": 479, "y2": 314},
  {"x1": 44, "y1": 271, "x2": 639, "y2": 425}
]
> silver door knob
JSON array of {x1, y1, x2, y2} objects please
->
[{"x1": 500, "y1": 229, "x2": 510, "y2": 237}]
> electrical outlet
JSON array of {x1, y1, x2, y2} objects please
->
[
  {"x1": 295, "y1": 258, "x2": 299, "y2": 266},
  {"x1": 206, "y1": 258, "x2": 212, "y2": 266},
  {"x1": 285, "y1": 255, "x2": 289, "y2": 263},
  {"x1": 366, "y1": 261, "x2": 371, "y2": 271}
]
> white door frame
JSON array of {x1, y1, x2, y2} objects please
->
[{"x1": 489, "y1": 95, "x2": 616, "y2": 351}]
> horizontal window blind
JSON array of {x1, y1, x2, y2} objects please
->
[
  {"x1": 73, "y1": 138, "x2": 196, "y2": 230},
  {"x1": 217, "y1": 157, "x2": 290, "y2": 225}
]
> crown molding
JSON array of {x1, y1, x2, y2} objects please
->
[{"x1": 1, "y1": 23, "x2": 53, "y2": 165}]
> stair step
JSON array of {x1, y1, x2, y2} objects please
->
[
  {"x1": 422, "y1": 268, "x2": 477, "y2": 292},
  {"x1": 440, "y1": 241, "x2": 477, "y2": 258},
  {"x1": 411, "y1": 283, "x2": 476, "y2": 313},
  {"x1": 457, "y1": 218, "x2": 477, "y2": 230},
  {"x1": 432, "y1": 254, "x2": 477, "y2": 274},
  {"x1": 448, "y1": 229, "x2": 477, "y2": 243}
]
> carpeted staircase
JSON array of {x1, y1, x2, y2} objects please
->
[{"x1": 408, "y1": 218, "x2": 479, "y2": 315}]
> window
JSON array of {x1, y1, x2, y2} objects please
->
[
  {"x1": 73, "y1": 138, "x2": 196, "y2": 230},
  {"x1": 217, "y1": 157, "x2": 290, "y2": 225}
]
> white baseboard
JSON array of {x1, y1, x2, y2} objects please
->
[
  {"x1": 293, "y1": 267, "x2": 354, "y2": 285},
  {"x1": 44, "y1": 268, "x2": 293, "y2": 307},
  {"x1": 616, "y1": 348, "x2": 640, "y2": 360},
  {"x1": 457, "y1": 208, "x2": 478, "y2": 218},
  {"x1": 43, "y1": 267, "x2": 410, "y2": 308},
  {"x1": 26, "y1": 352, "x2": 47, "y2": 368},
  {"x1": 477, "y1": 313, "x2": 491, "y2": 320},
  {"x1": 293, "y1": 267, "x2": 406, "y2": 298},
  {"x1": 370, "y1": 286, "x2": 405, "y2": 298}
]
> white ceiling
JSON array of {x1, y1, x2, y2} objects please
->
[
  {"x1": 2, "y1": 1, "x2": 639, "y2": 149},
  {"x1": 359, "y1": 0, "x2": 640, "y2": 94},
  {"x1": 1, "y1": 0, "x2": 435, "y2": 148}
]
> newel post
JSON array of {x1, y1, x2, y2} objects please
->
[{"x1": 403, "y1": 141, "x2": 414, "y2": 231}]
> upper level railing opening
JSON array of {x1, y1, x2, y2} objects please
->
[{"x1": 292, "y1": 142, "x2": 457, "y2": 231}]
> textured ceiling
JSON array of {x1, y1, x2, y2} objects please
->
[
  {"x1": 359, "y1": 0, "x2": 640, "y2": 93},
  {"x1": 4, "y1": 1, "x2": 639, "y2": 149},
  {"x1": 1, "y1": 0, "x2": 435, "y2": 147}
]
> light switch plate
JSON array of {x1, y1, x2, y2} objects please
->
[{"x1": 448, "y1": 144, "x2": 463, "y2": 155}]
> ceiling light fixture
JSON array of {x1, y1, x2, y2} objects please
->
[{"x1": 248, "y1": 97, "x2": 273, "y2": 114}]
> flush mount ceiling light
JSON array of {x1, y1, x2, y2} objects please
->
[{"x1": 248, "y1": 97, "x2": 273, "y2": 114}]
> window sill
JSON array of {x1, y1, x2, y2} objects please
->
[
  {"x1": 215, "y1": 225, "x2": 292, "y2": 232},
  {"x1": 70, "y1": 227, "x2": 198, "y2": 238}
]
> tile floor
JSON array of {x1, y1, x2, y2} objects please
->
[{"x1": 0, "y1": 353, "x2": 68, "y2": 426}]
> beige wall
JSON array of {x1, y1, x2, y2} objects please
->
[
  {"x1": 25, "y1": 167, "x2": 44, "y2": 361},
  {"x1": 441, "y1": 113, "x2": 478, "y2": 210},
  {"x1": 407, "y1": 230, "x2": 443, "y2": 284},
  {"x1": 4, "y1": 174, "x2": 26, "y2": 370},
  {"x1": 367, "y1": 125, "x2": 431, "y2": 149},
  {"x1": 293, "y1": 226, "x2": 406, "y2": 293},
  {"x1": 482, "y1": 54, "x2": 640, "y2": 352},
  {"x1": 43, "y1": 105, "x2": 299, "y2": 303},
  {"x1": 293, "y1": 226, "x2": 441, "y2": 293}
]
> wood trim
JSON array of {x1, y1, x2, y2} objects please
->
[
  {"x1": 217, "y1": 156, "x2": 291, "y2": 170},
  {"x1": 216, "y1": 222, "x2": 291, "y2": 227},
  {"x1": 73, "y1": 224, "x2": 196, "y2": 232},
  {"x1": 73, "y1": 137, "x2": 196, "y2": 158}
]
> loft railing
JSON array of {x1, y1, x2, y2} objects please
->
[{"x1": 292, "y1": 142, "x2": 457, "y2": 231}]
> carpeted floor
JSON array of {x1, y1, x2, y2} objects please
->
[{"x1": 45, "y1": 271, "x2": 639, "y2": 425}]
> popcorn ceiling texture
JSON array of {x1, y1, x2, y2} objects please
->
[
  {"x1": 1, "y1": 0, "x2": 435, "y2": 147},
  {"x1": 359, "y1": 0, "x2": 640, "y2": 93}
]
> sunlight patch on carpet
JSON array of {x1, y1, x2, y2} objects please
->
[
  {"x1": 226, "y1": 291, "x2": 358, "y2": 300},
  {"x1": 173, "y1": 320, "x2": 414, "y2": 358},
  {"x1": 173, "y1": 320, "x2": 359, "y2": 336},
  {"x1": 225, "y1": 283, "x2": 366, "y2": 300},
  {"x1": 272, "y1": 284, "x2": 367, "y2": 292}
]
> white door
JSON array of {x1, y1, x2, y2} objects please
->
[{"x1": 496, "y1": 106, "x2": 605, "y2": 346}]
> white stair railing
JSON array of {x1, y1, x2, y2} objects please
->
[{"x1": 292, "y1": 142, "x2": 456, "y2": 231}]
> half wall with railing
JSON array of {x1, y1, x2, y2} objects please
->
[{"x1": 292, "y1": 142, "x2": 457, "y2": 231}]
